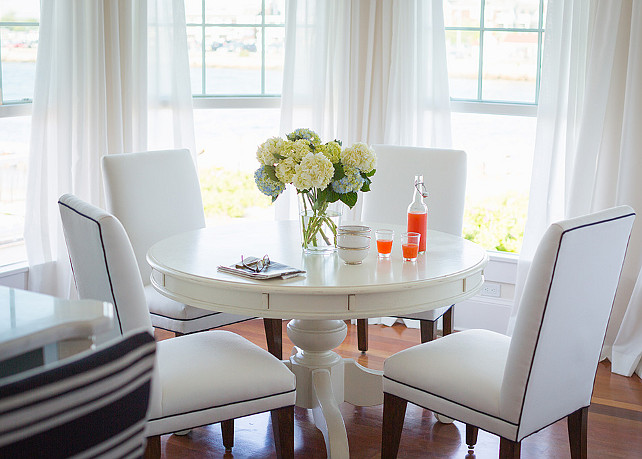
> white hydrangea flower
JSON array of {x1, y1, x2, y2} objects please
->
[
  {"x1": 275, "y1": 157, "x2": 297, "y2": 183},
  {"x1": 321, "y1": 141, "x2": 341, "y2": 163},
  {"x1": 256, "y1": 137, "x2": 286, "y2": 166},
  {"x1": 340, "y1": 142, "x2": 376, "y2": 173},
  {"x1": 292, "y1": 153, "x2": 334, "y2": 190},
  {"x1": 290, "y1": 139, "x2": 313, "y2": 162}
]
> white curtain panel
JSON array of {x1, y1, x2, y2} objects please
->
[
  {"x1": 511, "y1": 0, "x2": 642, "y2": 377},
  {"x1": 25, "y1": 0, "x2": 195, "y2": 297},
  {"x1": 278, "y1": 0, "x2": 451, "y2": 220}
]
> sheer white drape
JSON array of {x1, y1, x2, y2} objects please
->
[
  {"x1": 25, "y1": 0, "x2": 195, "y2": 297},
  {"x1": 278, "y1": 0, "x2": 451, "y2": 220},
  {"x1": 511, "y1": 0, "x2": 642, "y2": 377}
]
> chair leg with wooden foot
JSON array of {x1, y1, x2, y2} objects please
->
[
  {"x1": 381, "y1": 207, "x2": 635, "y2": 459},
  {"x1": 357, "y1": 319, "x2": 368, "y2": 352},
  {"x1": 271, "y1": 405, "x2": 295, "y2": 459},
  {"x1": 222, "y1": 419, "x2": 234, "y2": 452},
  {"x1": 264, "y1": 318, "x2": 283, "y2": 359},
  {"x1": 381, "y1": 393, "x2": 408, "y2": 459},
  {"x1": 568, "y1": 406, "x2": 588, "y2": 459}
]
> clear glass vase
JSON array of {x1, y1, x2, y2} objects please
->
[{"x1": 298, "y1": 192, "x2": 342, "y2": 254}]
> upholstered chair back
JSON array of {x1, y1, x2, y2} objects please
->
[
  {"x1": 500, "y1": 206, "x2": 635, "y2": 441},
  {"x1": 58, "y1": 194, "x2": 153, "y2": 341},
  {"x1": 101, "y1": 149, "x2": 206, "y2": 286},
  {"x1": 363, "y1": 145, "x2": 467, "y2": 236}
]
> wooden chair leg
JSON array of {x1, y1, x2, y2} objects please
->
[
  {"x1": 499, "y1": 437, "x2": 521, "y2": 459},
  {"x1": 271, "y1": 405, "x2": 294, "y2": 458},
  {"x1": 263, "y1": 318, "x2": 283, "y2": 359},
  {"x1": 382, "y1": 392, "x2": 408, "y2": 458},
  {"x1": 466, "y1": 424, "x2": 479, "y2": 449},
  {"x1": 357, "y1": 319, "x2": 368, "y2": 352},
  {"x1": 221, "y1": 419, "x2": 234, "y2": 452},
  {"x1": 568, "y1": 406, "x2": 588, "y2": 459},
  {"x1": 443, "y1": 306, "x2": 454, "y2": 335},
  {"x1": 144, "y1": 435, "x2": 161, "y2": 459},
  {"x1": 420, "y1": 319, "x2": 437, "y2": 343}
]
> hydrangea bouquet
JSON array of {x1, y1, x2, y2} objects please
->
[{"x1": 254, "y1": 128, "x2": 376, "y2": 252}]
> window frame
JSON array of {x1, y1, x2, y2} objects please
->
[{"x1": 186, "y1": 0, "x2": 285, "y2": 100}]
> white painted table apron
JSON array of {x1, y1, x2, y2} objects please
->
[{"x1": 147, "y1": 221, "x2": 488, "y2": 458}]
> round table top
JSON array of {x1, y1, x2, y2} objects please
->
[{"x1": 147, "y1": 220, "x2": 488, "y2": 320}]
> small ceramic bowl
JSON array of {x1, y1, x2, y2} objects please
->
[
  {"x1": 337, "y1": 225, "x2": 371, "y2": 249},
  {"x1": 337, "y1": 246, "x2": 370, "y2": 265}
]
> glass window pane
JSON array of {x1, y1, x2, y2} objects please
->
[
  {"x1": 184, "y1": 0, "x2": 203, "y2": 24},
  {"x1": 265, "y1": 0, "x2": 286, "y2": 24},
  {"x1": 451, "y1": 112, "x2": 535, "y2": 252},
  {"x1": 186, "y1": 26, "x2": 203, "y2": 95},
  {"x1": 0, "y1": 0, "x2": 39, "y2": 22},
  {"x1": 444, "y1": 0, "x2": 481, "y2": 28},
  {"x1": 0, "y1": 116, "x2": 30, "y2": 262},
  {"x1": 1, "y1": 26, "x2": 38, "y2": 102},
  {"x1": 446, "y1": 30, "x2": 479, "y2": 99},
  {"x1": 481, "y1": 31, "x2": 538, "y2": 102},
  {"x1": 265, "y1": 27, "x2": 285, "y2": 94},
  {"x1": 484, "y1": 0, "x2": 541, "y2": 29},
  {"x1": 194, "y1": 108, "x2": 280, "y2": 224},
  {"x1": 205, "y1": 0, "x2": 262, "y2": 24},
  {"x1": 205, "y1": 27, "x2": 260, "y2": 94}
]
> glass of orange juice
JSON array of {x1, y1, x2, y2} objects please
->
[
  {"x1": 375, "y1": 229, "x2": 394, "y2": 258},
  {"x1": 401, "y1": 232, "x2": 420, "y2": 262}
]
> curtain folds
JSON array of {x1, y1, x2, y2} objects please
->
[
  {"x1": 278, "y1": 0, "x2": 451, "y2": 220},
  {"x1": 511, "y1": 0, "x2": 642, "y2": 377},
  {"x1": 25, "y1": 0, "x2": 194, "y2": 297}
]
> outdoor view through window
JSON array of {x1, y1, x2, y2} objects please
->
[{"x1": 0, "y1": 0, "x2": 544, "y2": 269}]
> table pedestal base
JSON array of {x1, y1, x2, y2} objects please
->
[{"x1": 286, "y1": 319, "x2": 384, "y2": 458}]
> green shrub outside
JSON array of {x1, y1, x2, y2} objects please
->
[
  {"x1": 199, "y1": 167, "x2": 271, "y2": 218},
  {"x1": 463, "y1": 193, "x2": 528, "y2": 253},
  {"x1": 200, "y1": 166, "x2": 528, "y2": 253}
]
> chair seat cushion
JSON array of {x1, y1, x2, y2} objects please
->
[
  {"x1": 384, "y1": 329, "x2": 510, "y2": 418},
  {"x1": 147, "y1": 330, "x2": 296, "y2": 435}
]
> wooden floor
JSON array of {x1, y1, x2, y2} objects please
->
[{"x1": 154, "y1": 320, "x2": 642, "y2": 458}]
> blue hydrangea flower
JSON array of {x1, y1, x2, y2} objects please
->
[
  {"x1": 287, "y1": 128, "x2": 321, "y2": 145},
  {"x1": 254, "y1": 166, "x2": 285, "y2": 198},
  {"x1": 331, "y1": 166, "x2": 365, "y2": 194}
]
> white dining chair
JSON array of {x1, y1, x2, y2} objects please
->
[
  {"x1": 58, "y1": 194, "x2": 296, "y2": 458},
  {"x1": 358, "y1": 145, "x2": 467, "y2": 351},
  {"x1": 381, "y1": 206, "x2": 635, "y2": 458},
  {"x1": 101, "y1": 149, "x2": 284, "y2": 358},
  {"x1": 0, "y1": 330, "x2": 156, "y2": 459}
]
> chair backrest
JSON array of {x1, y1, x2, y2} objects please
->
[
  {"x1": 500, "y1": 206, "x2": 635, "y2": 440},
  {"x1": 102, "y1": 149, "x2": 206, "y2": 285},
  {"x1": 0, "y1": 330, "x2": 156, "y2": 458},
  {"x1": 362, "y1": 145, "x2": 467, "y2": 235},
  {"x1": 58, "y1": 194, "x2": 153, "y2": 340}
]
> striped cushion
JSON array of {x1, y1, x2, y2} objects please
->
[{"x1": 0, "y1": 331, "x2": 156, "y2": 459}]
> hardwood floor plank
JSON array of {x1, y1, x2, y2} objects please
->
[{"x1": 154, "y1": 320, "x2": 642, "y2": 458}]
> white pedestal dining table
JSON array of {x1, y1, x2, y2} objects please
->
[{"x1": 146, "y1": 220, "x2": 488, "y2": 458}]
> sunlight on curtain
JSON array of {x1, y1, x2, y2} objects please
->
[
  {"x1": 511, "y1": 0, "x2": 642, "y2": 378},
  {"x1": 278, "y1": 0, "x2": 451, "y2": 221},
  {"x1": 25, "y1": 0, "x2": 194, "y2": 297}
]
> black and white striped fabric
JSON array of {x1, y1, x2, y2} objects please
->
[{"x1": 0, "y1": 331, "x2": 156, "y2": 459}]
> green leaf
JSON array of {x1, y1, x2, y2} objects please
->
[
  {"x1": 264, "y1": 165, "x2": 278, "y2": 182},
  {"x1": 332, "y1": 163, "x2": 345, "y2": 181},
  {"x1": 361, "y1": 182, "x2": 371, "y2": 192},
  {"x1": 326, "y1": 188, "x2": 341, "y2": 203},
  {"x1": 364, "y1": 168, "x2": 376, "y2": 177},
  {"x1": 340, "y1": 192, "x2": 358, "y2": 208}
]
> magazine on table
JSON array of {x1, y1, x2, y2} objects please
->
[{"x1": 217, "y1": 256, "x2": 305, "y2": 280}]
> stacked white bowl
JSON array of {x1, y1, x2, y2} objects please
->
[{"x1": 337, "y1": 225, "x2": 371, "y2": 264}]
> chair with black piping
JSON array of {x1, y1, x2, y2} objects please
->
[
  {"x1": 358, "y1": 145, "x2": 467, "y2": 351},
  {"x1": 101, "y1": 149, "x2": 283, "y2": 358},
  {"x1": 58, "y1": 193, "x2": 296, "y2": 458},
  {"x1": 0, "y1": 330, "x2": 156, "y2": 459},
  {"x1": 381, "y1": 206, "x2": 635, "y2": 458}
]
